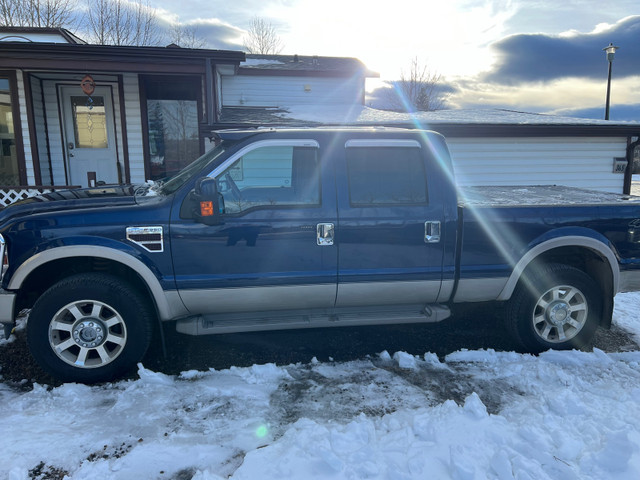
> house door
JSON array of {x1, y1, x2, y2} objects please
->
[{"x1": 60, "y1": 86, "x2": 119, "y2": 187}]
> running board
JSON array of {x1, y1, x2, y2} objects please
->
[{"x1": 176, "y1": 304, "x2": 451, "y2": 336}]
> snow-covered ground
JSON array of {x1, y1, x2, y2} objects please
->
[{"x1": 1, "y1": 293, "x2": 640, "y2": 480}]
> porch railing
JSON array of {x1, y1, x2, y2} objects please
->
[{"x1": 0, "y1": 185, "x2": 81, "y2": 208}]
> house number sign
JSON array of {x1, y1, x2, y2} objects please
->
[{"x1": 80, "y1": 74, "x2": 96, "y2": 96}]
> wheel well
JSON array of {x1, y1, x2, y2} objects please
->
[
  {"x1": 16, "y1": 257, "x2": 157, "y2": 315},
  {"x1": 522, "y1": 246, "x2": 614, "y2": 328}
]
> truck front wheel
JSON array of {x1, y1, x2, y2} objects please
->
[
  {"x1": 27, "y1": 273, "x2": 154, "y2": 383},
  {"x1": 506, "y1": 263, "x2": 601, "y2": 353}
]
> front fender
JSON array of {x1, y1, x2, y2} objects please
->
[{"x1": 8, "y1": 245, "x2": 188, "y2": 321}]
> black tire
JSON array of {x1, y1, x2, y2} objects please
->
[
  {"x1": 27, "y1": 273, "x2": 155, "y2": 383},
  {"x1": 505, "y1": 263, "x2": 601, "y2": 353}
]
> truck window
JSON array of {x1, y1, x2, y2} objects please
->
[
  {"x1": 217, "y1": 146, "x2": 320, "y2": 214},
  {"x1": 346, "y1": 147, "x2": 427, "y2": 206}
]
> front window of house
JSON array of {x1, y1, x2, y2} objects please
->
[
  {"x1": 143, "y1": 76, "x2": 201, "y2": 181},
  {"x1": 0, "y1": 77, "x2": 20, "y2": 186}
]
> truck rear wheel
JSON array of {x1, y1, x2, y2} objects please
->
[
  {"x1": 506, "y1": 263, "x2": 601, "y2": 353},
  {"x1": 27, "y1": 273, "x2": 154, "y2": 383}
]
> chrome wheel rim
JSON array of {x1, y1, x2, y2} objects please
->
[
  {"x1": 48, "y1": 300, "x2": 127, "y2": 369},
  {"x1": 532, "y1": 285, "x2": 588, "y2": 343}
]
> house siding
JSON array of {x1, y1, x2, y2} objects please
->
[
  {"x1": 221, "y1": 75, "x2": 364, "y2": 107},
  {"x1": 29, "y1": 76, "x2": 51, "y2": 184},
  {"x1": 16, "y1": 70, "x2": 35, "y2": 185},
  {"x1": 122, "y1": 73, "x2": 145, "y2": 183},
  {"x1": 447, "y1": 137, "x2": 628, "y2": 193},
  {"x1": 42, "y1": 80, "x2": 66, "y2": 185}
]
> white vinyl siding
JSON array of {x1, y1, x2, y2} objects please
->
[
  {"x1": 29, "y1": 76, "x2": 52, "y2": 184},
  {"x1": 16, "y1": 70, "x2": 35, "y2": 185},
  {"x1": 221, "y1": 75, "x2": 363, "y2": 107},
  {"x1": 447, "y1": 137, "x2": 628, "y2": 193},
  {"x1": 122, "y1": 73, "x2": 145, "y2": 183}
]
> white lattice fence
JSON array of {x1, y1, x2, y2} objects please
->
[{"x1": 0, "y1": 186, "x2": 79, "y2": 208}]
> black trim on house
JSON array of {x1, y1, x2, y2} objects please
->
[
  {"x1": 117, "y1": 75, "x2": 131, "y2": 184},
  {"x1": 0, "y1": 43, "x2": 245, "y2": 75},
  {"x1": 0, "y1": 70, "x2": 27, "y2": 185}
]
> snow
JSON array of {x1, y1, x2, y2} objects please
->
[
  {"x1": 242, "y1": 59, "x2": 286, "y2": 67},
  {"x1": 1, "y1": 293, "x2": 640, "y2": 479},
  {"x1": 276, "y1": 105, "x2": 640, "y2": 127}
]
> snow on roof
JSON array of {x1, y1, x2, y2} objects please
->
[
  {"x1": 242, "y1": 58, "x2": 286, "y2": 67},
  {"x1": 276, "y1": 105, "x2": 640, "y2": 126}
]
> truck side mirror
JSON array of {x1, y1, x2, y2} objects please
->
[{"x1": 193, "y1": 177, "x2": 224, "y2": 225}]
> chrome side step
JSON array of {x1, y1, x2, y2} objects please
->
[{"x1": 176, "y1": 304, "x2": 451, "y2": 336}]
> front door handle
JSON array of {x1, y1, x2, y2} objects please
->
[
  {"x1": 425, "y1": 221, "x2": 441, "y2": 243},
  {"x1": 317, "y1": 223, "x2": 334, "y2": 246}
]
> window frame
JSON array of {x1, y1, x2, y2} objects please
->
[
  {"x1": 0, "y1": 70, "x2": 27, "y2": 186},
  {"x1": 208, "y1": 139, "x2": 321, "y2": 215},
  {"x1": 344, "y1": 141, "x2": 429, "y2": 207},
  {"x1": 139, "y1": 74, "x2": 204, "y2": 181}
]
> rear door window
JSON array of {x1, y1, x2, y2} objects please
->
[{"x1": 346, "y1": 146, "x2": 427, "y2": 206}]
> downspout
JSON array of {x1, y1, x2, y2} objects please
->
[
  {"x1": 625, "y1": 135, "x2": 640, "y2": 195},
  {"x1": 205, "y1": 58, "x2": 215, "y2": 126}
]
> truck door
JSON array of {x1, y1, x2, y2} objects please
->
[
  {"x1": 334, "y1": 139, "x2": 445, "y2": 307},
  {"x1": 170, "y1": 139, "x2": 338, "y2": 314}
]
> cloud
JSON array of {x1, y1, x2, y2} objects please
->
[
  {"x1": 179, "y1": 19, "x2": 245, "y2": 50},
  {"x1": 484, "y1": 15, "x2": 640, "y2": 84}
]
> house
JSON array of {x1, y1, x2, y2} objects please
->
[
  {"x1": 0, "y1": 29, "x2": 383, "y2": 207},
  {"x1": 218, "y1": 105, "x2": 640, "y2": 195},
  {"x1": 220, "y1": 53, "x2": 378, "y2": 112},
  {"x1": 0, "y1": 26, "x2": 245, "y2": 205},
  {"x1": 0, "y1": 26, "x2": 638, "y2": 207}
]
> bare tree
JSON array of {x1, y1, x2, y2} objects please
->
[
  {"x1": 243, "y1": 16, "x2": 283, "y2": 54},
  {"x1": 387, "y1": 57, "x2": 448, "y2": 112},
  {"x1": 85, "y1": 0, "x2": 159, "y2": 46},
  {"x1": 0, "y1": 0, "x2": 76, "y2": 28},
  {"x1": 169, "y1": 24, "x2": 207, "y2": 49}
]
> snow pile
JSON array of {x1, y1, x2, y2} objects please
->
[{"x1": 1, "y1": 293, "x2": 639, "y2": 479}]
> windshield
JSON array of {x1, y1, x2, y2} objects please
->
[{"x1": 157, "y1": 141, "x2": 233, "y2": 195}]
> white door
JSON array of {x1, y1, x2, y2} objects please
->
[{"x1": 61, "y1": 86, "x2": 119, "y2": 187}]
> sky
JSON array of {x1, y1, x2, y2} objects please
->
[{"x1": 123, "y1": 1, "x2": 640, "y2": 120}]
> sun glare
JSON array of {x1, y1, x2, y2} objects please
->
[{"x1": 270, "y1": 0, "x2": 511, "y2": 81}]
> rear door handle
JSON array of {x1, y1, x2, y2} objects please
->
[
  {"x1": 317, "y1": 223, "x2": 334, "y2": 246},
  {"x1": 425, "y1": 221, "x2": 441, "y2": 243}
]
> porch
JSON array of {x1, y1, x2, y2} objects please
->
[
  {"x1": 0, "y1": 37, "x2": 245, "y2": 207},
  {"x1": 0, "y1": 184, "x2": 79, "y2": 208}
]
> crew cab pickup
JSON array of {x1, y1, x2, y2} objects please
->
[{"x1": 1, "y1": 128, "x2": 640, "y2": 383}]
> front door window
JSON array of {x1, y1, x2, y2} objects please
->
[{"x1": 70, "y1": 96, "x2": 108, "y2": 149}]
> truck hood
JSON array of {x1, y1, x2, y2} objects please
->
[{"x1": 0, "y1": 185, "x2": 145, "y2": 223}]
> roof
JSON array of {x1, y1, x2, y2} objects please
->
[
  {"x1": 0, "y1": 26, "x2": 85, "y2": 44},
  {"x1": 240, "y1": 54, "x2": 379, "y2": 78},
  {"x1": 0, "y1": 42, "x2": 245, "y2": 74},
  {"x1": 218, "y1": 106, "x2": 640, "y2": 137}
]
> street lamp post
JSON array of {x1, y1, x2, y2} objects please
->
[{"x1": 603, "y1": 43, "x2": 619, "y2": 120}]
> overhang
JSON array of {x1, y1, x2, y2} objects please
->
[{"x1": 0, "y1": 42, "x2": 245, "y2": 74}]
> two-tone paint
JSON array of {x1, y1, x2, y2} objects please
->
[{"x1": 1, "y1": 128, "x2": 640, "y2": 337}]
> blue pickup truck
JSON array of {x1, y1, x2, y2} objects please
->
[{"x1": 1, "y1": 127, "x2": 640, "y2": 382}]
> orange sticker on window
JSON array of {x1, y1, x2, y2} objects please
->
[{"x1": 200, "y1": 201, "x2": 214, "y2": 216}]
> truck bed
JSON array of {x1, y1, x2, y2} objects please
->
[{"x1": 458, "y1": 185, "x2": 640, "y2": 208}]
